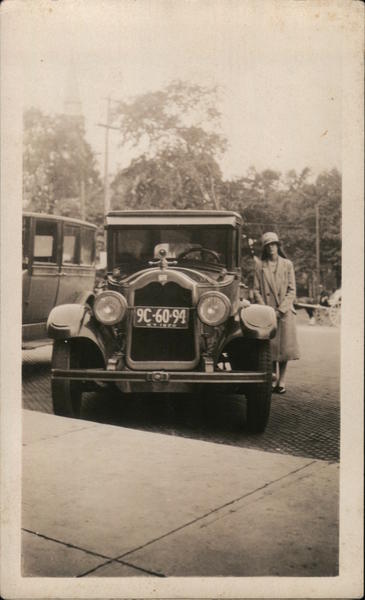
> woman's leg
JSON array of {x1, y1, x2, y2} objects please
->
[
  {"x1": 272, "y1": 361, "x2": 278, "y2": 386},
  {"x1": 278, "y1": 361, "x2": 288, "y2": 388}
]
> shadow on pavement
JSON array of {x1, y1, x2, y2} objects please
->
[
  {"x1": 78, "y1": 384, "x2": 339, "y2": 461},
  {"x1": 81, "y1": 388, "x2": 246, "y2": 438}
]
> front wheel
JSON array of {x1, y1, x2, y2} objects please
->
[
  {"x1": 51, "y1": 340, "x2": 82, "y2": 418},
  {"x1": 245, "y1": 340, "x2": 272, "y2": 433}
]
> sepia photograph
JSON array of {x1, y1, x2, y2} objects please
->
[{"x1": 0, "y1": 0, "x2": 363, "y2": 598}]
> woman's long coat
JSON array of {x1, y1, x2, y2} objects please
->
[{"x1": 253, "y1": 256, "x2": 300, "y2": 362}]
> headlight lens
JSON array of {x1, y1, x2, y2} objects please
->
[
  {"x1": 93, "y1": 291, "x2": 127, "y2": 325},
  {"x1": 197, "y1": 292, "x2": 231, "y2": 326}
]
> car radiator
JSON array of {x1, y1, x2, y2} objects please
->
[{"x1": 130, "y1": 281, "x2": 196, "y2": 362}]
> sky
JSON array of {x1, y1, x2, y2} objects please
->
[{"x1": 13, "y1": 0, "x2": 344, "y2": 181}]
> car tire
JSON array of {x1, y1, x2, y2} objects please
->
[
  {"x1": 51, "y1": 340, "x2": 82, "y2": 418},
  {"x1": 245, "y1": 340, "x2": 272, "y2": 433}
]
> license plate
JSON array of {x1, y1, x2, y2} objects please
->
[{"x1": 134, "y1": 306, "x2": 189, "y2": 329}]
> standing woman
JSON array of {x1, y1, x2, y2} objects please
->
[{"x1": 253, "y1": 232, "x2": 300, "y2": 394}]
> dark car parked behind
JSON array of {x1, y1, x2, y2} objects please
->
[{"x1": 22, "y1": 212, "x2": 97, "y2": 348}]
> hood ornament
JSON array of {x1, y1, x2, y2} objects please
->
[
  {"x1": 158, "y1": 247, "x2": 169, "y2": 270},
  {"x1": 148, "y1": 248, "x2": 177, "y2": 283},
  {"x1": 149, "y1": 247, "x2": 177, "y2": 271}
]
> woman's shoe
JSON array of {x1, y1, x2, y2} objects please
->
[{"x1": 272, "y1": 385, "x2": 286, "y2": 394}]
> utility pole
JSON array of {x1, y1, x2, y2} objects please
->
[
  {"x1": 103, "y1": 96, "x2": 111, "y2": 216},
  {"x1": 315, "y1": 203, "x2": 320, "y2": 300},
  {"x1": 97, "y1": 96, "x2": 120, "y2": 217}
]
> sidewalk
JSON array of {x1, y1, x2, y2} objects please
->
[{"x1": 22, "y1": 409, "x2": 339, "y2": 577}]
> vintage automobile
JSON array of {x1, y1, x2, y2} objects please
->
[
  {"x1": 22, "y1": 212, "x2": 97, "y2": 348},
  {"x1": 47, "y1": 210, "x2": 277, "y2": 432}
]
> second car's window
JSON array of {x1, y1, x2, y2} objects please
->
[
  {"x1": 80, "y1": 228, "x2": 95, "y2": 265},
  {"x1": 63, "y1": 225, "x2": 79, "y2": 264},
  {"x1": 34, "y1": 220, "x2": 58, "y2": 263}
]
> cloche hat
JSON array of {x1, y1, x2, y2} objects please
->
[{"x1": 261, "y1": 232, "x2": 279, "y2": 247}]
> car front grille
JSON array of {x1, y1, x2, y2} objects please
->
[{"x1": 130, "y1": 281, "x2": 196, "y2": 363}]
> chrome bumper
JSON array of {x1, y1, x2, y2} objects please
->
[{"x1": 51, "y1": 368, "x2": 267, "y2": 393}]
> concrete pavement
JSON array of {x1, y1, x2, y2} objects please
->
[{"x1": 22, "y1": 409, "x2": 339, "y2": 577}]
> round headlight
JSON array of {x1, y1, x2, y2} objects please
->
[
  {"x1": 197, "y1": 292, "x2": 231, "y2": 326},
  {"x1": 93, "y1": 291, "x2": 128, "y2": 325}
]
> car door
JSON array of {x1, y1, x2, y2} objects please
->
[
  {"x1": 55, "y1": 223, "x2": 82, "y2": 306},
  {"x1": 79, "y1": 225, "x2": 97, "y2": 292},
  {"x1": 55, "y1": 224, "x2": 96, "y2": 305},
  {"x1": 22, "y1": 217, "x2": 60, "y2": 333}
]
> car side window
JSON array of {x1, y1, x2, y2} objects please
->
[
  {"x1": 34, "y1": 220, "x2": 58, "y2": 263},
  {"x1": 63, "y1": 225, "x2": 80, "y2": 264},
  {"x1": 80, "y1": 228, "x2": 95, "y2": 265}
]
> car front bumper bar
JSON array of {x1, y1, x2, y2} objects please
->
[{"x1": 52, "y1": 368, "x2": 267, "y2": 384}]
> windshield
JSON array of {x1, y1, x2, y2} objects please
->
[{"x1": 109, "y1": 226, "x2": 235, "y2": 271}]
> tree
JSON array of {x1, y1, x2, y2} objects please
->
[
  {"x1": 313, "y1": 169, "x2": 342, "y2": 286},
  {"x1": 110, "y1": 80, "x2": 227, "y2": 209},
  {"x1": 220, "y1": 167, "x2": 342, "y2": 293},
  {"x1": 23, "y1": 108, "x2": 103, "y2": 223},
  {"x1": 261, "y1": 168, "x2": 341, "y2": 291},
  {"x1": 111, "y1": 146, "x2": 223, "y2": 210},
  {"x1": 219, "y1": 168, "x2": 284, "y2": 237}
]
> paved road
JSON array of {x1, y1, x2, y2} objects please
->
[{"x1": 22, "y1": 320, "x2": 340, "y2": 462}]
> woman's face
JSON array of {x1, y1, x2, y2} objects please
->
[{"x1": 267, "y1": 242, "x2": 279, "y2": 259}]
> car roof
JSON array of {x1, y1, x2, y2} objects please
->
[
  {"x1": 106, "y1": 210, "x2": 243, "y2": 227},
  {"x1": 23, "y1": 212, "x2": 97, "y2": 229}
]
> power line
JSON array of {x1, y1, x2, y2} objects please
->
[{"x1": 243, "y1": 221, "x2": 312, "y2": 229}]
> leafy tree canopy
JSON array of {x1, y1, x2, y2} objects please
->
[
  {"x1": 227, "y1": 167, "x2": 342, "y2": 290},
  {"x1": 111, "y1": 146, "x2": 222, "y2": 210},
  {"x1": 23, "y1": 96, "x2": 341, "y2": 291},
  {"x1": 113, "y1": 80, "x2": 226, "y2": 157},
  {"x1": 111, "y1": 81, "x2": 226, "y2": 210}
]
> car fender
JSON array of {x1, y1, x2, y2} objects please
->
[
  {"x1": 47, "y1": 304, "x2": 90, "y2": 339},
  {"x1": 47, "y1": 304, "x2": 110, "y2": 364},
  {"x1": 240, "y1": 304, "x2": 277, "y2": 339}
]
